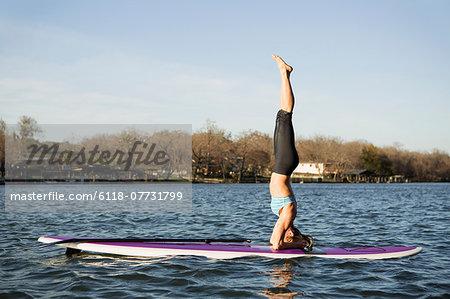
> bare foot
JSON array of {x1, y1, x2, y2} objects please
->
[{"x1": 272, "y1": 54, "x2": 293, "y2": 75}]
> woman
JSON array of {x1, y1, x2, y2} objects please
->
[{"x1": 269, "y1": 54, "x2": 312, "y2": 252}]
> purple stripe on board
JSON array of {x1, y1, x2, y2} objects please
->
[{"x1": 43, "y1": 236, "x2": 417, "y2": 255}]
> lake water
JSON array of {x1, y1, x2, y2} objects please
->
[{"x1": 1, "y1": 183, "x2": 449, "y2": 298}]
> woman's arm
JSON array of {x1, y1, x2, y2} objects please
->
[{"x1": 270, "y1": 203, "x2": 296, "y2": 250}]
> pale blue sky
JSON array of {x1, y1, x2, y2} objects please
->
[{"x1": 1, "y1": 0, "x2": 449, "y2": 152}]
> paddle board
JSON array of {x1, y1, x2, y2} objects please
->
[{"x1": 38, "y1": 236, "x2": 422, "y2": 260}]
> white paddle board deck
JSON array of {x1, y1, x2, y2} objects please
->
[{"x1": 38, "y1": 236, "x2": 422, "y2": 260}]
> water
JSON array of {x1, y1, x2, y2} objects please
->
[{"x1": 1, "y1": 183, "x2": 449, "y2": 298}]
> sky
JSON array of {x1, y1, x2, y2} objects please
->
[{"x1": 1, "y1": 0, "x2": 449, "y2": 153}]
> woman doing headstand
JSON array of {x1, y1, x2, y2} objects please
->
[{"x1": 269, "y1": 54, "x2": 312, "y2": 251}]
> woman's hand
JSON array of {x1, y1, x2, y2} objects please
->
[{"x1": 271, "y1": 237, "x2": 306, "y2": 251}]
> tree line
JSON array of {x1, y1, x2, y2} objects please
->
[
  {"x1": 0, "y1": 116, "x2": 191, "y2": 180},
  {"x1": 192, "y1": 121, "x2": 450, "y2": 182},
  {"x1": 1, "y1": 117, "x2": 449, "y2": 182}
]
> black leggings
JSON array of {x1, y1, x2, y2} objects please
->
[{"x1": 273, "y1": 109, "x2": 299, "y2": 176}]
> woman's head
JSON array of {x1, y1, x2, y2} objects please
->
[
  {"x1": 284, "y1": 226, "x2": 300, "y2": 243},
  {"x1": 284, "y1": 226, "x2": 313, "y2": 252}
]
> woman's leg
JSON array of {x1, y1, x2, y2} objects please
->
[
  {"x1": 273, "y1": 54, "x2": 294, "y2": 112},
  {"x1": 270, "y1": 55, "x2": 299, "y2": 198}
]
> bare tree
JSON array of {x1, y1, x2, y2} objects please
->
[
  {"x1": 234, "y1": 130, "x2": 272, "y2": 183},
  {"x1": 18, "y1": 116, "x2": 41, "y2": 140},
  {"x1": 0, "y1": 118, "x2": 5, "y2": 177},
  {"x1": 192, "y1": 120, "x2": 232, "y2": 181}
]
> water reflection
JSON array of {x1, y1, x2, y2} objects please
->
[
  {"x1": 260, "y1": 262, "x2": 305, "y2": 298},
  {"x1": 38, "y1": 251, "x2": 172, "y2": 269}
]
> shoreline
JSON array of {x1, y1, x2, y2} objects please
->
[{"x1": 1, "y1": 178, "x2": 448, "y2": 185}]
